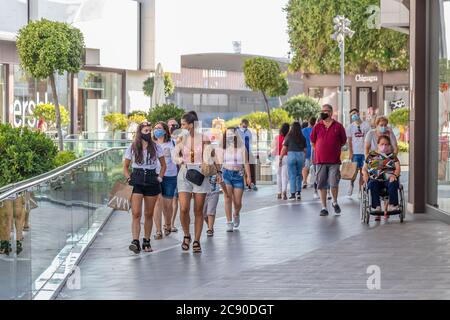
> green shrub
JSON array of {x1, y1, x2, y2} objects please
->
[
  {"x1": 224, "y1": 109, "x2": 293, "y2": 130},
  {"x1": 147, "y1": 103, "x2": 185, "y2": 124},
  {"x1": 54, "y1": 150, "x2": 77, "y2": 167},
  {"x1": 33, "y1": 103, "x2": 70, "y2": 129},
  {"x1": 388, "y1": 108, "x2": 409, "y2": 127},
  {"x1": 104, "y1": 113, "x2": 129, "y2": 136},
  {"x1": 398, "y1": 141, "x2": 409, "y2": 153},
  {"x1": 0, "y1": 124, "x2": 58, "y2": 187}
]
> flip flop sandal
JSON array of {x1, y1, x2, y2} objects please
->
[
  {"x1": 192, "y1": 241, "x2": 202, "y2": 253},
  {"x1": 181, "y1": 235, "x2": 191, "y2": 251},
  {"x1": 163, "y1": 226, "x2": 171, "y2": 236},
  {"x1": 154, "y1": 231, "x2": 163, "y2": 240},
  {"x1": 142, "y1": 238, "x2": 153, "y2": 252},
  {"x1": 171, "y1": 227, "x2": 178, "y2": 233}
]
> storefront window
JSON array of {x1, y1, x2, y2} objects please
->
[
  {"x1": 437, "y1": 0, "x2": 450, "y2": 212},
  {"x1": 0, "y1": 64, "x2": 5, "y2": 124},
  {"x1": 384, "y1": 85, "x2": 410, "y2": 116},
  {"x1": 12, "y1": 65, "x2": 69, "y2": 130},
  {"x1": 77, "y1": 70, "x2": 122, "y2": 138},
  {"x1": 308, "y1": 86, "x2": 350, "y2": 125}
]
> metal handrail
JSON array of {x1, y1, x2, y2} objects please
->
[{"x1": 0, "y1": 147, "x2": 127, "y2": 202}]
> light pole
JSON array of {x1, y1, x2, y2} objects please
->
[{"x1": 331, "y1": 15, "x2": 355, "y2": 125}]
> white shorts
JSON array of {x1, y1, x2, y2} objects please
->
[{"x1": 177, "y1": 165, "x2": 210, "y2": 194}]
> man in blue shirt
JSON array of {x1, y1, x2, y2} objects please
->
[
  {"x1": 301, "y1": 117, "x2": 316, "y2": 189},
  {"x1": 239, "y1": 119, "x2": 258, "y2": 191}
]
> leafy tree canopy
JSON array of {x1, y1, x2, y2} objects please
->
[
  {"x1": 16, "y1": 18, "x2": 85, "y2": 79},
  {"x1": 143, "y1": 73, "x2": 175, "y2": 97},
  {"x1": 244, "y1": 57, "x2": 285, "y2": 96},
  {"x1": 285, "y1": 0, "x2": 409, "y2": 74},
  {"x1": 283, "y1": 94, "x2": 321, "y2": 121}
]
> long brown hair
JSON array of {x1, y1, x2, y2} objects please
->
[{"x1": 132, "y1": 121, "x2": 157, "y2": 164}]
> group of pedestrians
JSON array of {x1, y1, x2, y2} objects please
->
[
  {"x1": 272, "y1": 103, "x2": 402, "y2": 220},
  {"x1": 123, "y1": 112, "x2": 256, "y2": 254}
]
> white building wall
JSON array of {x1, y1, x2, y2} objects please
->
[{"x1": 126, "y1": 70, "x2": 151, "y2": 113}]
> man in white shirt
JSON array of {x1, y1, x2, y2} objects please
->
[
  {"x1": 238, "y1": 119, "x2": 257, "y2": 191},
  {"x1": 346, "y1": 108, "x2": 371, "y2": 197}
]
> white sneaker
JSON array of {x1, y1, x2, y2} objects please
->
[
  {"x1": 347, "y1": 185, "x2": 354, "y2": 197},
  {"x1": 226, "y1": 222, "x2": 234, "y2": 232},
  {"x1": 233, "y1": 215, "x2": 240, "y2": 228},
  {"x1": 313, "y1": 191, "x2": 319, "y2": 199}
]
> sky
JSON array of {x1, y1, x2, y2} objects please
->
[{"x1": 155, "y1": 0, "x2": 290, "y2": 72}]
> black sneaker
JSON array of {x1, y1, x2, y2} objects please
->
[
  {"x1": 129, "y1": 239, "x2": 141, "y2": 254},
  {"x1": 332, "y1": 203, "x2": 341, "y2": 215},
  {"x1": 320, "y1": 209, "x2": 329, "y2": 216},
  {"x1": 289, "y1": 193, "x2": 296, "y2": 200},
  {"x1": 296, "y1": 192, "x2": 301, "y2": 200}
]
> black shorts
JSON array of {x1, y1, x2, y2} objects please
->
[{"x1": 132, "y1": 184, "x2": 161, "y2": 197}]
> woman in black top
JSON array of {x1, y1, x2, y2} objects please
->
[{"x1": 280, "y1": 121, "x2": 307, "y2": 200}]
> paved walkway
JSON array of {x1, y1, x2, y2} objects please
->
[{"x1": 58, "y1": 177, "x2": 450, "y2": 300}]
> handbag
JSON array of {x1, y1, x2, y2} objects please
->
[
  {"x1": 341, "y1": 160, "x2": 358, "y2": 180},
  {"x1": 201, "y1": 144, "x2": 217, "y2": 177},
  {"x1": 108, "y1": 181, "x2": 133, "y2": 211},
  {"x1": 186, "y1": 168, "x2": 205, "y2": 186}
]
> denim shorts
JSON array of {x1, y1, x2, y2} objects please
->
[
  {"x1": 352, "y1": 154, "x2": 365, "y2": 169},
  {"x1": 161, "y1": 176, "x2": 177, "y2": 199},
  {"x1": 223, "y1": 169, "x2": 245, "y2": 189}
]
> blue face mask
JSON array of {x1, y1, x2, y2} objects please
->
[
  {"x1": 351, "y1": 114, "x2": 360, "y2": 122},
  {"x1": 378, "y1": 126, "x2": 387, "y2": 133},
  {"x1": 154, "y1": 129, "x2": 166, "y2": 139}
]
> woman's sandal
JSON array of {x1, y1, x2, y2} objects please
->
[
  {"x1": 163, "y1": 225, "x2": 171, "y2": 236},
  {"x1": 171, "y1": 226, "x2": 178, "y2": 233},
  {"x1": 142, "y1": 238, "x2": 153, "y2": 252},
  {"x1": 181, "y1": 235, "x2": 191, "y2": 251},
  {"x1": 206, "y1": 229, "x2": 214, "y2": 237},
  {"x1": 154, "y1": 231, "x2": 163, "y2": 240},
  {"x1": 192, "y1": 241, "x2": 202, "y2": 253}
]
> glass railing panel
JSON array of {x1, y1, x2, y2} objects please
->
[{"x1": 0, "y1": 147, "x2": 126, "y2": 299}]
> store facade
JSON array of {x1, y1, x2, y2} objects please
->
[
  {"x1": 302, "y1": 71, "x2": 409, "y2": 127},
  {"x1": 0, "y1": 0, "x2": 155, "y2": 135}
]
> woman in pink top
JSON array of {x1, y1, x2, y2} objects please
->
[{"x1": 271, "y1": 123, "x2": 290, "y2": 200}]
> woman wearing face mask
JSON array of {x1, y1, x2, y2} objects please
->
[
  {"x1": 362, "y1": 135, "x2": 401, "y2": 221},
  {"x1": 364, "y1": 116, "x2": 398, "y2": 157},
  {"x1": 123, "y1": 121, "x2": 166, "y2": 254},
  {"x1": 153, "y1": 121, "x2": 178, "y2": 239}
]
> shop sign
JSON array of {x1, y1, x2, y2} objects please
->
[
  {"x1": 12, "y1": 92, "x2": 49, "y2": 128},
  {"x1": 355, "y1": 74, "x2": 378, "y2": 83}
]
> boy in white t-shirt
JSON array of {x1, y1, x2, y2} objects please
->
[{"x1": 346, "y1": 108, "x2": 371, "y2": 197}]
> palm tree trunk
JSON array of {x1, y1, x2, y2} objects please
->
[
  {"x1": 49, "y1": 73, "x2": 64, "y2": 151},
  {"x1": 262, "y1": 92, "x2": 273, "y2": 130}
]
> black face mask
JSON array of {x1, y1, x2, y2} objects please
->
[
  {"x1": 320, "y1": 112, "x2": 329, "y2": 120},
  {"x1": 141, "y1": 133, "x2": 152, "y2": 142}
]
